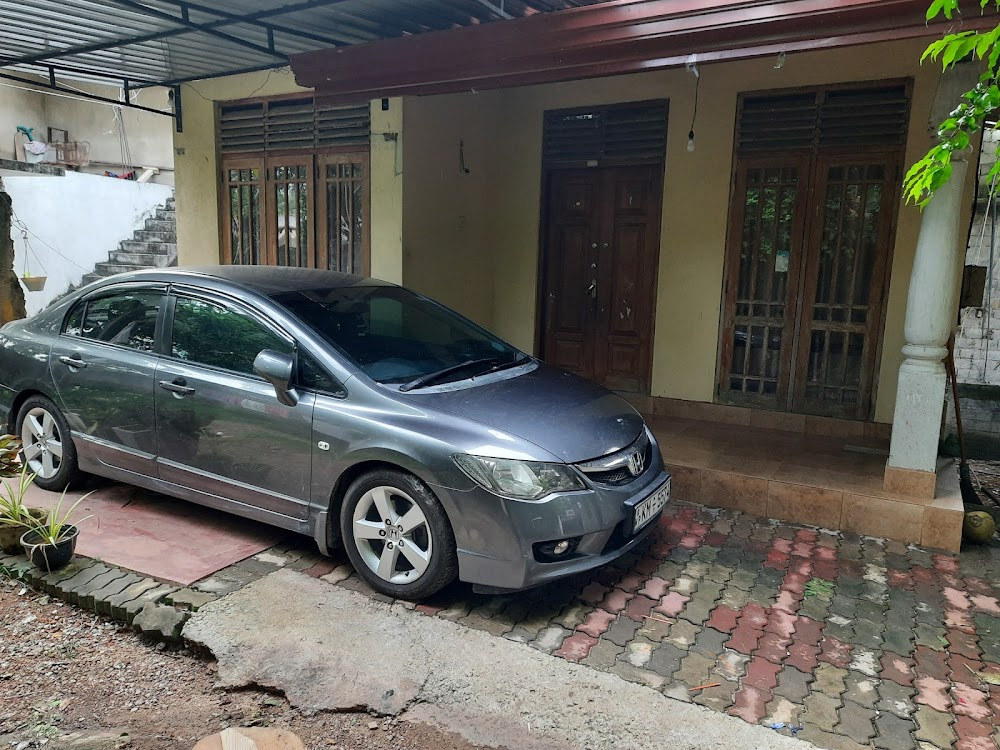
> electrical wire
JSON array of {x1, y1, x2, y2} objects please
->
[{"x1": 10, "y1": 208, "x2": 91, "y2": 273}]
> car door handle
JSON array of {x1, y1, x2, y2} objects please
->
[
  {"x1": 58, "y1": 355, "x2": 87, "y2": 369},
  {"x1": 158, "y1": 378, "x2": 195, "y2": 396}
]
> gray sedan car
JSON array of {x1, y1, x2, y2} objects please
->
[{"x1": 0, "y1": 267, "x2": 670, "y2": 599}]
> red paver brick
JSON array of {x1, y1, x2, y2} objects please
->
[
  {"x1": 650, "y1": 540, "x2": 673, "y2": 558},
  {"x1": 794, "y1": 616, "x2": 825, "y2": 646},
  {"x1": 639, "y1": 576, "x2": 671, "y2": 600},
  {"x1": 781, "y1": 572, "x2": 809, "y2": 595},
  {"x1": 784, "y1": 642, "x2": 820, "y2": 672},
  {"x1": 773, "y1": 538, "x2": 793, "y2": 554},
  {"x1": 971, "y1": 594, "x2": 1000, "y2": 617},
  {"x1": 579, "y1": 581, "x2": 610, "y2": 605},
  {"x1": 577, "y1": 609, "x2": 617, "y2": 638},
  {"x1": 887, "y1": 570, "x2": 914, "y2": 589},
  {"x1": 743, "y1": 656, "x2": 782, "y2": 692},
  {"x1": 667, "y1": 517, "x2": 688, "y2": 534},
  {"x1": 914, "y1": 676, "x2": 952, "y2": 712},
  {"x1": 656, "y1": 591, "x2": 690, "y2": 618},
  {"x1": 791, "y1": 542, "x2": 813, "y2": 558},
  {"x1": 756, "y1": 632, "x2": 790, "y2": 664},
  {"x1": 815, "y1": 546, "x2": 837, "y2": 562},
  {"x1": 818, "y1": 636, "x2": 853, "y2": 669},
  {"x1": 688, "y1": 521, "x2": 709, "y2": 537},
  {"x1": 879, "y1": 651, "x2": 915, "y2": 686},
  {"x1": 772, "y1": 590, "x2": 802, "y2": 615},
  {"x1": 707, "y1": 604, "x2": 740, "y2": 634},
  {"x1": 303, "y1": 559, "x2": 337, "y2": 578},
  {"x1": 616, "y1": 572, "x2": 646, "y2": 593},
  {"x1": 954, "y1": 716, "x2": 995, "y2": 750},
  {"x1": 915, "y1": 646, "x2": 951, "y2": 681},
  {"x1": 729, "y1": 685, "x2": 769, "y2": 724},
  {"x1": 704, "y1": 532, "x2": 727, "y2": 547},
  {"x1": 951, "y1": 655, "x2": 988, "y2": 688},
  {"x1": 911, "y1": 566, "x2": 935, "y2": 584},
  {"x1": 554, "y1": 631, "x2": 598, "y2": 663},
  {"x1": 966, "y1": 577, "x2": 993, "y2": 596},
  {"x1": 727, "y1": 625, "x2": 764, "y2": 655},
  {"x1": 741, "y1": 603, "x2": 769, "y2": 630},
  {"x1": 794, "y1": 529, "x2": 818, "y2": 543},
  {"x1": 600, "y1": 588, "x2": 634, "y2": 614},
  {"x1": 416, "y1": 603, "x2": 445, "y2": 616},
  {"x1": 934, "y1": 555, "x2": 959, "y2": 574},
  {"x1": 679, "y1": 534, "x2": 702, "y2": 550},
  {"x1": 949, "y1": 629, "x2": 982, "y2": 660},
  {"x1": 623, "y1": 595, "x2": 657, "y2": 623},
  {"x1": 765, "y1": 609, "x2": 798, "y2": 640},
  {"x1": 953, "y1": 683, "x2": 992, "y2": 722},
  {"x1": 764, "y1": 552, "x2": 790, "y2": 570},
  {"x1": 945, "y1": 587, "x2": 972, "y2": 611},
  {"x1": 788, "y1": 558, "x2": 813, "y2": 577},
  {"x1": 634, "y1": 557, "x2": 660, "y2": 576},
  {"x1": 811, "y1": 561, "x2": 838, "y2": 581}
]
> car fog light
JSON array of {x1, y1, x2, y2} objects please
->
[
  {"x1": 533, "y1": 537, "x2": 581, "y2": 562},
  {"x1": 552, "y1": 540, "x2": 571, "y2": 555}
]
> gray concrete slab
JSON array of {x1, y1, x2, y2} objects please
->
[{"x1": 184, "y1": 569, "x2": 808, "y2": 750}]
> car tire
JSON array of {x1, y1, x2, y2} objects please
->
[
  {"x1": 16, "y1": 396, "x2": 81, "y2": 492},
  {"x1": 340, "y1": 469, "x2": 458, "y2": 600}
]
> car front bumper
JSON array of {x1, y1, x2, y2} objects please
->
[{"x1": 432, "y1": 448, "x2": 670, "y2": 592}]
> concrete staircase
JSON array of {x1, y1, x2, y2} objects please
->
[{"x1": 79, "y1": 196, "x2": 177, "y2": 286}]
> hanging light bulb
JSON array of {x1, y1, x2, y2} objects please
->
[{"x1": 687, "y1": 129, "x2": 696, "y2": 152}]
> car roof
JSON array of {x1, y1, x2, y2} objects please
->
[{"x1": 90, "y1": 266, "x2": 393, "y2": 297}]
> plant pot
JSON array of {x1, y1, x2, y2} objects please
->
[
  {"x1": 20, "y1": 276, "x2": 47, "y2": 292},
  {"x1": 20, "y1": 524, "x2": 78, "y2": 572},
  {"x1": 0, "y1": 508, "x2": 48, "y2": 554}
]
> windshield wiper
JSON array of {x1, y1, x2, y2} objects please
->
[{"x1": 398, "y1": 355, "x2": 526, "y2": 392}]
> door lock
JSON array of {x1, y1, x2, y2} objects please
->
[{"x1": 587, "y1": 280, "x2": 598, "y2": 299}]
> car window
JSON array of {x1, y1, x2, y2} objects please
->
[
  {"x1": 170, "y1": 296, "x2": 292, "y2": 376},
  {"x1": 65, "y1": 291, "x2": 161, "y2": 353},
  {"x1": 298, "y1": 351, "x2": 345, "y2": 396},
  {"x1": 271, "y1": 286, "x2": 524, "y2": 386}
]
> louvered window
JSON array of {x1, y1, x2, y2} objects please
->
[
  {"x1": 543, "y1": 100, "x2": 669, "y2": 167},
  {"x1": 218, "y1": 95, "x2": 370, "y2": 274},
  {"x1": 737, "y1": 83, "x2": 911, "y2": 156},
  {"x1": 219, "y1": 97, "x2": 370, "y2": 154}
]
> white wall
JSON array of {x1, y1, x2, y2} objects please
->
[{"x1": 5, "y1": 172, "x2": 173, "y2": 315}]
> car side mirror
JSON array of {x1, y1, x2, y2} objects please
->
[{"x1": 253, "y1": 349, "x2": 299, "y2": 407}]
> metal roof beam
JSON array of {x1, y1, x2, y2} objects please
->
[{"x1": 0, "y1": 69, "x2": 174, "y2": 118}]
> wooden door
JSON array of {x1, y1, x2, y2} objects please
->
[
  {"x1": 791, "y1": 155, "x2": 898, "y2": 418},
  {"x1": 266, "y1": 158, "x2": 313, "y2": 268},
  {"x1": 719, "y1": 153, "x2": 898, "y2": 419},
  {"x1": 541, "y1": 166, "x2": 662, "y2": 393}
]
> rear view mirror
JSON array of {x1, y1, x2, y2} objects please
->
[{"x1": 254, "y1": 349, "x2": 299, "y2": 407}]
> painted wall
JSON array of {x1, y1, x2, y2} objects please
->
[
  {"x1": 5, "y1": 172, "x2": 173, "y2": 315},
  {"x1": 396, "y1": 38, "x2": 971, "y2": 424},
  {"x1": 0, "y1": 77, "x2": 174, "y2": 185}
]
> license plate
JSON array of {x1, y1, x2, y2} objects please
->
[{"x1": 633, "y1": 478, "x2": 670, "y2": 533}]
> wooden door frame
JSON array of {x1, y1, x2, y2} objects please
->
[
  {"x1": 536, "y1": 164, "x2": 665, "y2": 394},
  {"x1": 315, "y1": 150, "x2": 372, "y2": 276}
]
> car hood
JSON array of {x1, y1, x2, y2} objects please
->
[{"x1": 402, "y1": 362, "x2": 645, "y2": 463}]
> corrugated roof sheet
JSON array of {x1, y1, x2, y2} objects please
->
[{"x1": 0, "y1": 0, "x2": 606, "y2": 88}]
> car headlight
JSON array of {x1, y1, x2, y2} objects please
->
[{"x1": 453, "y1": 454, "x2": 584, "y2": 500}]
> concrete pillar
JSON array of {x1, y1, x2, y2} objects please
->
[
  {"x1": 0, "y1": 178, "x2": 26, "y2": 327},
  {"x1": 369, "y1": 97, "x2": 403, "y2": 284},
  {"x1": 885, "y1": 158, "x2": 968, "y2": 498}
]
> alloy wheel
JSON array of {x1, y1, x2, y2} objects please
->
[
  {"x1": 352, "y1": 485, "x2": 433, "y2": 584},
  {"x1": 21, "y1": 406, "x2": 63, "y2": 480}
]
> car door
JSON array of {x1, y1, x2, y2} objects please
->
[
  {"x1": 49, "y1": 285, "x2": 165, "y2": 476},
  {"x1": 154, "y1": 290, "x2": 314, "y2": 521}
]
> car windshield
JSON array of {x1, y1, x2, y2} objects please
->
[{"x1": 271, "y1": 286, "x2": 526, "y2": 387}]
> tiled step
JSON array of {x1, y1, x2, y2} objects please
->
[
  {"x1": 144, "y1": 219, "x2": 174, "y2": 232},
  {"x1": 119, "y1": 240, "x2": 176, "y2": 255},
  {"x1": 155, "y1": 208, "x2": 175, "y2": 221},
  {"x1": 109, "y1": 252, "x2": 175, "y2": 268},
  {"x1": 132, "y1": 230, "x2": 176, "y2": 243}
]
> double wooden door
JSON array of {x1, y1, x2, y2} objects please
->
[
  {"x1": 540, "y1": 166, "x2": 662, "y2": 394},
  {"x1": 718, "y1": 152, "x2": 900, "y2": 419}
]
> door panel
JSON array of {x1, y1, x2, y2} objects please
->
[
  {"x1": 541, "y1": 166, "x2": 662, "y2": 393},
  {"x1": 791, "y1": 156, "x2": 897, "y2": 418},
  {"x1": 719, "y1": 159, "x2": 809, "y2": 408}
]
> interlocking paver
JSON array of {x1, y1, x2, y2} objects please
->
[
  {"x1": 872, "y1": 712, "x2": 918, "y2": 750},
  {"x1": 876, "y1": 680, "x2": 916, "y2": 719},
  {"x1": 773, "y1": 665, "x2": 813, "y2": 704},
  {"x1": 646, "y1": 642, "x2": 684, "y2": 679},
  {"x1": 836, "y1": 699, "x2": 876, "y2": 744},
  {"x1": 803, "y1": 691, "x2": 842, "y2": 732},
  {"x1": 842, "y1": 673, "x2": 879, "y2": 709},
  {"x1": 913, "y1": 706, "x2": 956, "y2": 748}
]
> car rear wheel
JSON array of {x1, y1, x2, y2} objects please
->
[
  {"x1": 340, "y1": 469, "x2": 457, "y2": 600},
  {"x1": 17, "y1": 396, "x2": 81, "y2": 492}
]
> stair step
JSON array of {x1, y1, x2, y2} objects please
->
[
  {"x1": 132, "y1": 230, "x2": 177, "y2": 243},
  {"x1": 94, "y1": 262, "x2": 153, "y2": 275},
  {"x1": 155, "y1": 208, "x2": 175, "y2": 221},
  {"x1": 120, "y1": 240, "x2": 177, "y2": 255},
  {"x1": 110, "y1": 251, "x2": 176, "y2": 267},
  {"x1": 164, "y1": 197, "x2": 175, "y2": 209},
  {"x1": 144, "y1": 219, "x2": 175, "y2": 232}
]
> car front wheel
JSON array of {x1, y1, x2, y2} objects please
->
[
  {"x1": 340, "y1": 469, "x2": 457, "y2": 600},
  {"x1": 17, "y1": 396, "x2": 81, "y2": 492}
]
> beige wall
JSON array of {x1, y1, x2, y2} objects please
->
[
  {"x1": 400, "y1": 38, "x2": 973, "y2": 423},
  {"x1": 0, "y1": 77, "x2": 173, "y2": 184}
]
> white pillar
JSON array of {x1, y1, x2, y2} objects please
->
[{"x1": 886, "y1": 158, "x2": 968, "y2": 491}]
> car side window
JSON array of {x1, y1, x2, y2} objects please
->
[
  {"x1": 66, "y1": 291, "x2": 161, "y2": 353},
  {"x1": 170, "y1": 296, "x2": 292, "y2": 376},
  {"x1": 298, "y1": 351, "x2": 345, "y2": 397}
]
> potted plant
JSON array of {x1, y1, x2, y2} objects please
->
[
  {"x1": 0, "y1": 436, "x2": 48, "y2": 555},
  {"x1": 19, "y1": 490, "x2": 92, "y2": 572},
  {"x1": 20, "y1": 273, "x2": 47, "y2": 293}
]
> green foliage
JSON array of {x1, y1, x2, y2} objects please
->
[
  {"x1": 0, "y1": 434, "x2": 21, "y2": 478},
  {"x1": 803, "y1": 578, "x2": 836, "y2": 599},
  {"x1": 20, "y1": 488, "x2": 93, "y2": 545},
  {"x1": 0, "y1": 463, "x2": 38, "y2": 528},
  {"x1": 905, "y1": 0, "x2": 1000, "y2": 206}
]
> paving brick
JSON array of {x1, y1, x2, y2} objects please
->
[
  {"x1": 553, "y1": 601, "x2": 593, "y2": 630},
  {"x1": 914, "y1": 706, "x2": 956, "y2": 748},
  {"x1": 90, "y1": 572, "x2": 143, "y2": 616},
  {"x1": 665, "y1": 619, "x2": 701, "y2": 650},
  {"x1": 674, "y1": 651, "x2": 715, "y2": 688},
  {"x1": 836, "y1": 699, "x2": 876, "y2": 744},
  {"x1": 578, "y1": 581, "x2": 610, "y2": 605},
  {"x1": 553, "y1": 631, "x2": 597, "y2": 663},
  {"x1": 764, "y1": 696, "x2": 805, "y2": 727},
  {"x1": 132, "y1": 603, "x2": 188, "y2": 642},
  {"x1": 880, "y1": 651, "x2": 916, "y2": 687},
  {"x1": 623, "y1": 594, "x2": 656, "y2": 623},
  {"x1": 576, "y1": 609, "x2": 617, "y2": 638},
  {"x1": 729, "y1": 685, "x2": 769, "y2": 724},
  {"x1": 693, "y1": 678, "x2": 738, "y2": 713},
  {"x1": 59, "y1": 563, "x2": 112, "y2": 603},
  {"x1": 635, "y1": 615, "x2": 672, "y2": 642},
  {"x1": 743, "y1": 656, "x2": 782, "y2": 693},
  {"x1": 581, "y1": 638, "x2": 623, "y2": 669},
  {"x1": 818, "y1": 636, "x2": 854, "y2": 669},
  {"x1": 707, "y1": 604, "x2": 740, "y2": 633},
  {"x1": 74, "y1": 569, "x2": 128, "y2": 610},
  {"x1": 603, "y1": 616, "x2": 641, "y2": 647},
  {"x1": 656, "y1": 591, "x2": 690, "y2": 618},
  {"x1": 872, "y1": 712, "x2": 918, "y2": 750},
  {"x1": 164, "y1": 587, "x2": 218, "y2": 612},
  {"x1": 623, "y1": 638, "x2": 656, "y2": 668},
  {"x1": 530, "y1": 625, "x2": 569, "y2": 653},
  {"x1": 608, "y1": 662, "x2": 665, "y2": 691},
  {"x1": 952, "y1": 683, "x2": 992, "y2": 722},
  {"x1": 842, "y1": 673, "x2": 879, "y2": 709},
  {"x1": 121, "y1": 584, "x2": 176, "y2": 624},
  {"x1": 691, "y1": 626, "x2": 728, "y2": 659},
  {"x1": 953, "y1": 715, "x2": 994, "y2": 750},
  {"x1": 876, "y1": 681, "x2": 917, "y2": 719},
  {"x1": 106, "y1": 578, "x2": 162, "y2": 620},
  {"x1": 646, "y1": 641, "x2": 685, "y2": 679},
  {"x1": 803, "y1": 692, "x2": 843, "y2": 732}
]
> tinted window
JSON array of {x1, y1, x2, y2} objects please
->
[
  {"x1": 171, "y1": 297, "x2": 291, "y2": 376},
  {"x1": 272, "y1": 286, "x2": 524, "y2": 386},
  {"x1": 68, "y1": 291, "x2": 161, "y2": 352},
  {"x1": 298, "y1": 351, "x2": 345, "y2": 396}
]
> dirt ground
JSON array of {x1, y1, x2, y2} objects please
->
[{"x1": 0, "y1": 580, "x2": 486, "y2": 750}]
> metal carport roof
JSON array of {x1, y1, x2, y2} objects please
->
[{"x1": 0, "y1": 0, "x2": 605, "y2": 119}]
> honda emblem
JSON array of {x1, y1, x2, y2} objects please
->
[{"x1": 627, "y1": 451, "x2": 645, "y2": 476}]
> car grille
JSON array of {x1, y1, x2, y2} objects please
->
[{"x1": 576, "y1": 433, "x2": 653, "y2": 487}]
